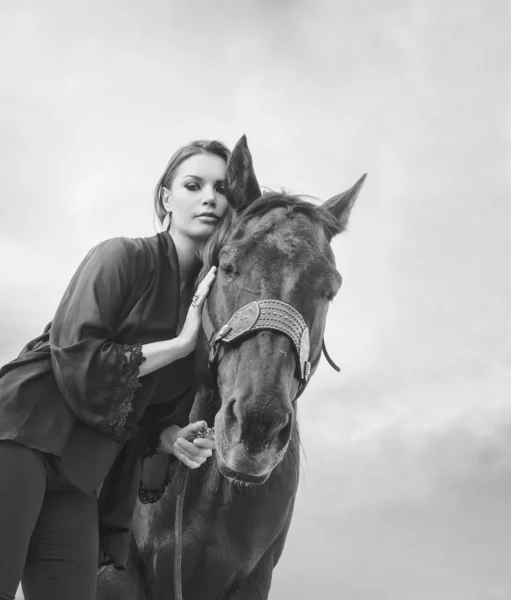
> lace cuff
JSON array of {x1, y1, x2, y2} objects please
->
[{"x1": 107, "y1": 343, "x2": 146, "y2": 439}]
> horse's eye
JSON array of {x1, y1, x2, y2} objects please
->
[
  {"x1": 323, "y1": 289, "x2": 337, "y2": 302},
  {"x1": 221, "y1": 263, "x2": 237, "y2": 277}
]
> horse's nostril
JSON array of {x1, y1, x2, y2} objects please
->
[{"x1": 278, "y1": 411, "x2": 293, "y2": 445}]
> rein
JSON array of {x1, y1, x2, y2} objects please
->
[{"x1": 174, "y1": 465, "x2": 188, "y2": 600}]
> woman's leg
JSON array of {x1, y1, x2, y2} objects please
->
[
  {"x1": 0, "y1": 441, "x2": 47, "y2": 600},
  {"x1": 22, "y1": 486, "x2": 99, "y2": 600}
]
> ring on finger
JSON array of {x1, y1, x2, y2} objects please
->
[{"x1": 191, "y1": 294, "x2": 199, "y2": 307}]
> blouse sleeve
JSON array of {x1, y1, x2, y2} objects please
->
[{"x1": 50, "y1": 238, "x2": 146, "y2": 443}]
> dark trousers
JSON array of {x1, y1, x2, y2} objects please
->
[{"x1": 0, "y1": 441, "x2": 98, "y2": 600}]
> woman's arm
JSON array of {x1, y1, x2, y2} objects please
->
[
  {"x1": 137, "y1": 267, "x2": 216, "y2": 378},
  {"x1": 50, "y1": 239, "x2": 216, "y2": 443},
  {"x1": 50, "y1": 238, "x2": 148, "y2": 442}
]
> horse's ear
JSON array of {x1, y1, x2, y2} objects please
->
[
  {"x1": 225, "y1": 135, "x2": 262, "y2": 211},
  {"x1": 322, "y1": 174, "x2": 367, "y2": 229}
]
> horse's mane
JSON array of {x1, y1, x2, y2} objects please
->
[
  {"x1": 196, "y1": 191, "x2": 342, "y2": 286},
  {"x1": 239, "y1": 191, "x2": 342, "y2": 239}
]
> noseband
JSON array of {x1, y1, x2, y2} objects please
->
[
  {"x1": 201, "y1": 297, "x2": 339, "y2": 398},
  {"x1": 204, "y1": 298, "x2": 311, "y2": 379}
]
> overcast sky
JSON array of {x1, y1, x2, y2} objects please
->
[{"x1": 1, "y1": 0, "x2": 510, "y2": 598}]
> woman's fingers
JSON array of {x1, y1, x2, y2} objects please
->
[
  {"x1": 191, "y1": 267, "x2": 217, "y2": 309},
  {"x1": 176, "y1": 452, "x2": 204, "y2": 469},
  {"x1": 193, "y1": 437, "x2": 215, "y2": 450},
  {"x1": 175, "y1": 438, "x2": 212, "y2": 460},
  {"x1": 184, "y1": 420, "x2": 208, "y2": 436},
  {"x1": 174, "y1": 421, "x2": 215, "y2": 469},
  {"x1": 197, "y1": 267, "x2": 217, "y2": 294}
]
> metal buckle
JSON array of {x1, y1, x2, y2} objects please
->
[{"x1": 303, "y1": 360, "x2": 311, "y2": 382}]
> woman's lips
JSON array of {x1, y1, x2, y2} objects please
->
[{"x1": 196, "y1": 213, "x2": 219, "y2": 222}]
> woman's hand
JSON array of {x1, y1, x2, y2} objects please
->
[
  {"x1": 178, "y1": 267, "x2": 217, "y2": 356},
  {"x1": 159, "y1": 421, "x2": 215, "y2": 469}
]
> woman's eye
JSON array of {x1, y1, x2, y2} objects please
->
[
  {"x1": 185, "y1": 182, "x2": 200, "y2": 191},
  {"x1": 216, "y1": 183, "x2": 226, "y2": 195}
]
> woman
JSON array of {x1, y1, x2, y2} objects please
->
[{"x1": 0, "y1": 139, "x2": 231, "y2": 600}]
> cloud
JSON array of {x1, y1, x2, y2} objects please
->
[{"x1": 1, "y1": 0, "x2": 510, "y2": 597}]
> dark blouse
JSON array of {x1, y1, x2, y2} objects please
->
[{"x1": 0, "y1": 231, "x2": 199, "y2": 568}]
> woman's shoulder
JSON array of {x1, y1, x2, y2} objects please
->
[
  {"x1": 92, "y1": 233, "x2": 156, "y2": 255},
  {"x1": 88, "y1": 233, "x2": 168, "y2": 267}
]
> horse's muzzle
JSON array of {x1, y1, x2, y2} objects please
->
[{"x1": 216, "y1": 457, "x2": 272, "y2": 485}]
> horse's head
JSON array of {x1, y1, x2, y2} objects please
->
[{"x1": 197, "y1": 135, "x2": 366, "y2": 485}]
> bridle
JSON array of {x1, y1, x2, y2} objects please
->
[
  {"x1": 173, "y1": 295, "x2": 340, "y2": 600},
  {"x1": 201, "y1": 297, "x2": 322, "y2": 399},
  {"x1": 201, "y1": 295, "x2": 341, "y2": 397}
]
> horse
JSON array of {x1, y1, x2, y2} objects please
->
[{"x1": 96, "y1": 135, "x2": 366, "y2": 599}]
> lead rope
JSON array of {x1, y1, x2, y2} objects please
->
[
  {"x1": 174, "y1": 463, "x2": 189, "y2": 600},
  {"x1": 174, "y1": 426, "x2": 215, "y2": 600}
]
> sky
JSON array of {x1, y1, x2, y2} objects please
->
[{"x1": 1, "y1": 0, "x2": 510, "y2": 598}]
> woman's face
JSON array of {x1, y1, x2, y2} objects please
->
[{"x1": 163, "y1": 152, "x2": 229, "y2": 241}]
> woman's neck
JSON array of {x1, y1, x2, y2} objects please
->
[{"x1": 169, "y1": 229, "x2": 201, "y2": 286}]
